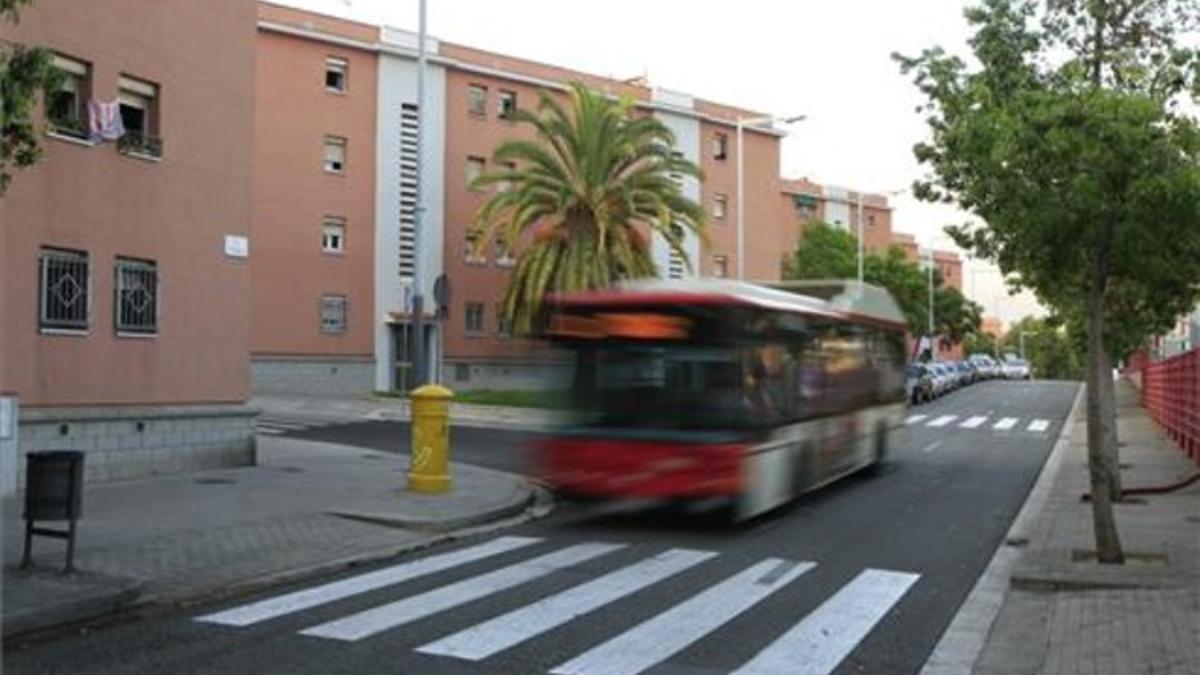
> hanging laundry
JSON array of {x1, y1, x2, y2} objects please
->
[{"x1": 87, "y1": 99, "x2": 125, "y2": 142}]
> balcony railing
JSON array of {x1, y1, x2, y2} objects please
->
[
  {"x1": 118, "y1": 130, "x2": 164, "y2": 159},
  {"x1": 47, "y1": 115, "x2": 89, "y2": 141}
]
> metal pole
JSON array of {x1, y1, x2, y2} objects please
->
[
  {"x1": 736, "y1": 119, "x2": 745, "y2": 280},
  {"x1": 1020, "y1": 329, "x2": 1027, "y2": 361},
  {"x1": 856, "y1": 193, "x2": 865, "y2": 283},
  {"x1": 927, "y1": 254, "x2": 935, "y2": 356},
  {"x1": 410, "y1": 0, "x2": 428, "y2": 389}
]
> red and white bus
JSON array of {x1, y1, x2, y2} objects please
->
[{"x1": 537, "y1": 279, "x2": 908, "y2": 520}]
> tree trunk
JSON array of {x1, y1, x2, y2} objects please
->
[{"x1": 1085, "y1": 279, "x2": 1125, "y2": 564}]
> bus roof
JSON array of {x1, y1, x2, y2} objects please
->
[{"x1": 550, "y1": 278, "x2": 907, "y2": 331}]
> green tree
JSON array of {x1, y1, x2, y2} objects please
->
[
  {"x1": 962, "y1": 330, "x2": 999, "y2": 358},
  {"x1": 1, "y1": 0, "x2": 59, "y2": 194},
  {"x1": 471, "y1": 82, "x2": 705, "y2": 333},
  {"x1": 1002, "y1": 316, "x2": 1086, "y2": 380},
  {"x1": 898, "y1": 0, "x2": 1200, "y2": 562},
  {"x1": 786, "y1": 223, "x2": 983, "y2": 347}
]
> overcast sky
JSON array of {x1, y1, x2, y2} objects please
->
[{"x1": 277, "y1": 0, "x2": 1052, "y2": 323}]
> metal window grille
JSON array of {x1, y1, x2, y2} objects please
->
[
  {"x1": 320, "y1": 295, "x2": 347, "y2": 333},
  {"x1": 115, "y1": 258, "x2": 158, "y2": 334},
  {"x1": 667, "y1": 250, "x2": 685, "y2": 280},
  {"x1": 398, "y1": 103, "x2": 419, "y2": 279},
  {"x1": 39, "y1": 249, "x2": 91, "y2": 331},
  {"x1": 322, "y1": 218, "x2": 346, "y2": 253},
  {"x1": 468, "y1": 85, "x2": 487, "y2": 116},
  {"x1": 498, "y1": 90, "x2": 517, "y2": 119}
]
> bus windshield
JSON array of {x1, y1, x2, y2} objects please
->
[{"x1": 569, "y1": 344, "x2": 750, "y2": 431}]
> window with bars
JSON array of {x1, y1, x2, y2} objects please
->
[
  {"x1": 464, "y1": 229, "x2": 486, "y2": 264},
  {"x1": 496, "y1": 303, "x2": 512, "y2": 338},
  {"x1": 320, "y1": 294, "x2": 347, "y2": 333},
  {"x1": 398, "y1": 103, "x2": 419, "y2": 279},
  {"x1": 712, "y1": 132, "x2": 728, "y2": 160},
  {"x1": 495, "y1": 236, "x2": 514, "y2": 267},
  {"x1": 667, "y1": 249, "x2": 685, "y2": 280},
  {"x1": 322, "y1": 217, "x2": 346, "y2": 253},
  {"x1": 117, "y1": 75, "x2": 162, "y2": 158},
  {"x1": 39, "y1": 248, "x2": 91, "y2": 331},
  {"x1": 115, "y1": 258, "x2": 158, "y2": 334},
  {"x1": 465, "y1": 302, "x2": 484, "y2": 334}
]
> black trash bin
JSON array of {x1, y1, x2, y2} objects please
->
[{"x1": 22, "y1": 450, "x2": 85, "y2": 572}]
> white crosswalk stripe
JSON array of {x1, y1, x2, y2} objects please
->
[
  {"x1": 993, "y1": 417, "x2": 1019, "y2": 430},
  {"x1": 418, "y1": 548, "x2": 717, "y2": 661},
  {"x1": 301, "y1": 542, "x2": 625, "y2": 642},
  {"x1": 1028, "y1": 419, "x2": 1050, "y2": 432},
  {"x1": 550, "y1": 558, "x2": 816, "y2": 675},
  {"x1": 959, "y1": 415, "x2": 989, "y2": 429},
  {"x1": 904, "y1": 414, "x2": 928, "y2": 425},
  {"x1": 253, "y1": 415, "x2": 346, "y2": 435},
  {"x1": 196, "y1": 536, "x2": 541, "y2": 626},
  {"x1": 201, "y1": 536, "x2": 926, "y2": 674},
  {"x1": 927, "y1": 415, "x2": 957, "y2": 427},
  {"x1": 732, "y1": 569, "x2": 920, "y2": 675}
]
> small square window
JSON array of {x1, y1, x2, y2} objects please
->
[
  {"x1": 325, "y1": 57, "x2": 348, "y2": 92},
  {"x1": 468, "y1": 84, "x2": 487, "y2": 116},
  {"x1": 47, "y1": 55, "x2": 90, "y2": 139},
  {"x1": 713, "y1": 255, "x2": 729, "y2": 279},
  {"x1": 495, "y1": 236, "x2": 514, "y2": 267},
  {"x1": 712, "y1": 133, "x2": 728, "y2": 160},
  {"x1": 322, "y1": 217, "x2": 346, "y2": 253},
  {"x1": 498, "y1": 90, "x2": 517, "y2": 119},
  {"x1": 867, "y1": 213, "x2": 877, "y2": 228},
  {"x1": 324, "y1": 136, "x2": 347, "y2": 173},
  {"x1": 465, "y1": 302, "x2": 485, "y2": 334},
  {"x1": 115, "y1": 258, "x2": 159, "y2": 335},
  {"x1": 713, "y1": 194, "x2": 728, "y2": 220},
  {"x1": 467, "y1": 156, "x2": 486, "y2": 188},
  {"x1": 321, "y1": 294, "x2": 347, "y2": 333},
  {"x1": 38, "y1": 247, "x2": 90, "y2": 331}
]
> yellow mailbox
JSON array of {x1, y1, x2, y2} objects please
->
[{"x1": 408, "y1": 384, "x2": 453, "y2": 493}]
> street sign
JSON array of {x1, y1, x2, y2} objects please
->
[{"x1": 224, "y1": 235, "x2": 249, "y2": 258}]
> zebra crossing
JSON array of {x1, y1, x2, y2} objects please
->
[
  {"x1": 253, "y1": 414, "x2": 348, "y2": 435},
  {"x1": 197, "y1": 535, "x2": 921, "y2": 674},
  {"x1": 903, "y1": 412, "x2": 1054, "y2": 434}
]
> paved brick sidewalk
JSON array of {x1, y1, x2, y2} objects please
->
[
  {"x1": 2, "y1": 436, "x2": 539, "y2": 638},
  {"x1": 971, "y1": 380, "x2": 1199, "y2": 675}
]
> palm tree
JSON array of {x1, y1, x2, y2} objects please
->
[{"x1": 470, "y1": 81, "x2": 706, "y2": 333}]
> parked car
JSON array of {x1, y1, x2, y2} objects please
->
[
  {"x1": 969, "y1": 354, "x2": 998, "y2": 379},
  {"x1": 1003, "y1": 358, "x2": 1032, "y2": 380},
  {"x1": 905, "y1": 363, "x2": 934, "y2": 404},
  {"x1": 930, "y1": 362, "x2": 953, "y2": 395}
]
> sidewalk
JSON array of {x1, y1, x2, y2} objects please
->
[
  {"x1": 253, "y1": 393, "x2": 567, "y2": 431},
  {"x1": 1, "y1": 436, "x2": 541, "y2": 639},
  {"x1": 970, "y1": 380, "x2": 1199, "y2": 674}
]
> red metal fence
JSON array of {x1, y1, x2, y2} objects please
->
[{"x1": 1128, "y1": 348, "x2": 1199, "y2": 464}]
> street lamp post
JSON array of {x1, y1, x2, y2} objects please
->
[
  {"x1": 736, "y1": 114, "x2": 804, "y2": 280},
  {"x1": 410, "y1": 0, "x2": 430, "y2": 388}
]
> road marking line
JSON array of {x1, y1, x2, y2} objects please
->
[
  {"x1": 254, "y1": 421, "x2": 310, "y2": 430},
  {"x1": 253, "y1": 427, "x2": 285, "y2": 435},
  {"x1": 993, "y1": 417, "x2": 1019, "y2": 431},
  {"x1": 922, "y1": 441, "x2": 943, "y2": 454},
  {"x1": 301, "y1": 542, "x2": 624, "y2": 642},
  {"x1": 418, "y1": 548, "x2": 717, "y2": 661},
  {"x1": 904, "y1": 414, "x2": 928, "y2": 425},
  {"x1": 732, "y1": 569, "x2": 920, "y2": 675},
  {"x1": 960, "y1": 416, "x2": 988, "y2": 429},
  {"x1": 1028, "y1": 419, "x2": 1050, "y2": 432},
  {"x1": 196, "y1": 536, "x2": 541, "y2": 627},
  {"x1": 927, "y1": 415, "x2": 958, "y2": 427},
  {"x1": 550, "y1": 558, "x2": 816, "y2": 675}
]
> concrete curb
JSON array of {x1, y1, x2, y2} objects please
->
[
  {"x1": 1, "y1": 572, "x2": 143, "y2": 638},
  {"x1": 3, "y1": 486, "x2": 554, "y2": 643},
  {"x1": 326, "y1": 481, "x2": 538, "y2": 532},
  {"x1": 919, "y1": 383, "x2": 1085, "y2": 675}
]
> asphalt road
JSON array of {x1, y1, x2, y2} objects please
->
[{"x1": 4, "y1": 380, "x2": 1079, "y2": 675}]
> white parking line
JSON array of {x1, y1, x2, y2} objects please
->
[
  {"x1": 922, "y1": 441, "x2": 943, "y2": 454},
  {"x1": 905, "y1": 414, "x2": 928, "y2": 425},
  {"x1": 1028, "y1": 419, "x2": 1050, "y2": 432},
  {"x1": 927, "y1": 415, "x2": 958, "y2": 428},
  {"x1": 959, "y1": 416, "x2": 988, "y2": 429},
  {"x1": 993, "y1": 417, "x2": 1019, "y2": 431}
]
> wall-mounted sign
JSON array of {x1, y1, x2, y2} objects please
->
[{"x1": 224, "y1": 235, "x2": 249, "y2": 258}]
